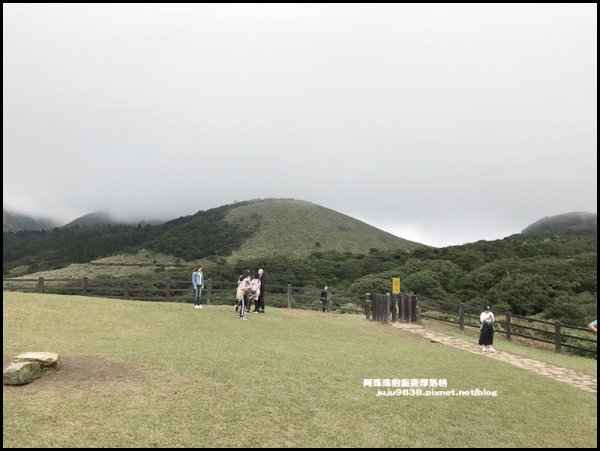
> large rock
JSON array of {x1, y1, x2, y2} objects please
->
[
  {"x1": 3, "y1": 361, "x2": 41, "y2": 385},
  {"x1": 13, "y1": 352, "x2": 60, "y2": 369}
]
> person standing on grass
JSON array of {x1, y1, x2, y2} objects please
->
[
  {"x1": 192, "y1": 265, "x2": 204, "y2": 309},
  {"x1": 256, "y1": 268, "x2": 266, "y2": 313},
  {"x1": 479, "y1": 306, "x2": 496, "y2": 352},
  {"x1": 320, "y1": 286, "x2": 328, "y2": 312},
  {"x1": 249, "y1": 270, "x2": 261, "y2": 313},
  {"x1": 588, "y1": 319, "x2": 597, "y2": 333},
  {"x1": 236, "y1": 270, "x2": 251, "y2": 320}
]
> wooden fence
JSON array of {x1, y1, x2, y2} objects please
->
[
  {"x1": 419, "y1": 296, "x2": 597, "y2": 356},
  {"x1": 365, "y1": 293, "x2": 420, "y2": 324},
  {"x1": 2, "y1": 277, "x2": 365, "y2": 313}
]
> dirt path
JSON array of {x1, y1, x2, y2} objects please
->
[{"x1": 391, "y1": 323, "x2": 597, "y2": 394}]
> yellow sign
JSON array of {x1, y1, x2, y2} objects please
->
[{"x1": 392, "y1": 277, "x2": 400, "y2": 294}]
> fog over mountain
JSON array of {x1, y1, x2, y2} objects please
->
[{"x1": 3, "y1": 4, "x2": 596, "y2": 247}]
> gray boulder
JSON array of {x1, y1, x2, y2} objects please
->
[
  {"x1": 13, "y1": 352, "x2": 60, "y2": 369},
  {"x1": 3, "y1": 361, "x2": 42, "y2": 385}
]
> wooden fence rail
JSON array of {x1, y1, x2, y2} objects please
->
[
  {"x1": 2, "y1": 277, "x2": 365, "y2": 313},
  {"x1": 419, "y1": 298, "x2": 597, "y2": 356},
  {"x1": 4, "y1": 277, "x2": 595, "y2": 356}
]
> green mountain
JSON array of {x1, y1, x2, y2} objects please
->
[
  {"x1": 522, "y1": 212, "x2": 597, "y2": 237},
  {"x1": 3, "y1": 198, "x2": 425, "y2": 273},
  {"x1": 143, "y1": 198, "x2": 424, "y2": 261}
]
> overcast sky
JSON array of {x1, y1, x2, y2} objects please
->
[{"x1": 3, "y1": 4, "x2": 597, "y2": 247}]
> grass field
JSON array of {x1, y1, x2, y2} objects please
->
[{"x1": 3, "y1": 292, "x2": 597, "y2": 448}]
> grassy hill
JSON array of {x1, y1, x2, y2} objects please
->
[
  {"x1": 3, "y1": 292, "x2": 596, "y2": 448},
  {"x1": 3, "y1": 199, "x2": 425, "y2": 276},
  {"x1": 223, "y1": 199, "x2": 423, "y2": 261}
]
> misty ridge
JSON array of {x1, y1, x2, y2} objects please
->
[
  {"x1": 3, "y1": 208, "x2": 162, "y2": 232},
  {"x1": 521, "y1": 212, "x2": 597, "y2": 237}
]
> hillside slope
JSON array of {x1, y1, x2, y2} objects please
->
[
  {"x1": 223, "y1": 199, "x2": 424, "y2": 260},
  {"x1": 3, "y1": 199, "x2": 426, "y2": 275}
]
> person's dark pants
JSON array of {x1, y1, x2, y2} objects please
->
[
  {"x1": 258, "y1": 293, "x2": 265, "y2": 312},
  {"x1": 194, "y1": 286, "x2": 202, "y2": 306},
  {"x1": 244, "y1": 293, "x2": 251, "y2": 312}
]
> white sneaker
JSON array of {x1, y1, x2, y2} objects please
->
[
  {"x1": 488, "y1": 347, "x2": 496, "y2": 353},
  {"x1": 481, "y1": 347, "x2": 486, "y2": 352},
  {"x1": 198, "y1": 305, "x2": 203, "y2": 309},
  {"x1": 194, "y1": 305, "x2": 200, "y2": 309}
]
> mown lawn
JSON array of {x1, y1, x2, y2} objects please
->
[{"x1": 3, "y1": 292, "x2": 596, "y2": 448}]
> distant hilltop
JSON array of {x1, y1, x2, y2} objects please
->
[
  {"x1": 63, "y1": 211, "x2": 126, "y2": 228},
  {"x1": 2, "y1": 209, "x2": 59, "y2": 232},
  {"x1": 522, "y1": 212, "x2": 597, "y2": 237}
]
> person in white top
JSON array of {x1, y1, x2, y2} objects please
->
[{"x1": 479, "y1": 306, "x2": 496, "y2": 352}]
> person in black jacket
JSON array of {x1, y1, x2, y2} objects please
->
[
  {"x1": 320, "y1": 286, "x2": 328, "y2": 312},
  {"x1": 256, "y1": 268, "x2": 266, "y2": 313}
]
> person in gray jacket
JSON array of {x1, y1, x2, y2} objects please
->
[{"x1": 192, "y1": 265, "x2": 204, "y2": 309}]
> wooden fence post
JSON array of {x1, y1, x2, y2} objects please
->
[
  {"x1": 458, "y1": 304, "x2": 465, "y2": 330},
  {"x1": 365, "y1": 293, "x2": 371, "y2": 320},
  {"x1": 373, "y1": 294, "x2": 379, "y2": 321},
  {"x1": 505, "y1": 311, "x2": 512, "y2": 341},
  {"x1": 82, "y1": 277, "x2": 88, "y2": 296},
  {"x1": 287, "y1": 284, "x2": 292, "y2": 308},
  {"x1": 165, "y1": 278, "x2": 171, "y2": 300},
  {"x1": 37, "y1": 277, "x2": 44, "y2": 294},
  {"x1": 398, "y1": 294, "x2": 405, "y2": 323},
  {"x1": 385, "y1": 293, "x2": 391, "y2": 324},
  {"x1": 415, "y1": 295, "x2": 421, "y2": 323},
  {"x1": 206, "y1": 279, "x2": 212, "y2": 305},
  {"x1": 391, "y1": 295, "x2": 397, "y2": 322},
  {"x1": 326, "y1": 286, "x2": 332, "y2": 312},
  {"x1": 555, "y1": 321, "x2": 562, "y2": 353},
  {"x1": 123, "y1": 279, "x2": 130, "y2": 299}
]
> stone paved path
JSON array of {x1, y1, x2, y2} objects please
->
[{"x1": 391, "y1": 323, "x2": 597, "y2": 394}]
